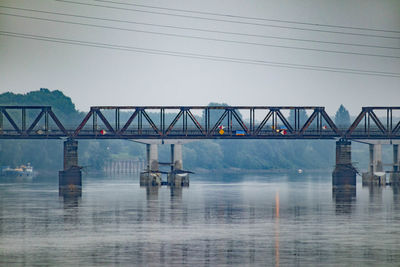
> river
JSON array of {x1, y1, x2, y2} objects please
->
[{"x1": 0, "y1": 172, "x2": 399, "y2": 266}]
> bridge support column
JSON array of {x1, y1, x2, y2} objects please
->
[
  {"x1": 168, "y1": 144, "x2": 189, "y2": 187},
  {"x1": 362, "y1": 144, "x2": 386, "y2": 186},
  {"x1": 332, "y1": 139, "x2": 356, "y2": 189},
  {"x1": 390, "y1": 144, "x2": 400, "y2": 185},
  {"x1": 140, "y1": 144, "x2": 161, "y2": 186},
  {"x1": 59, "y1": 138, "x2": 82, "y2": 194}
]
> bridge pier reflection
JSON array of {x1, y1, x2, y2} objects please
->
[{"x1": 332, "y1": 187, "x2": 356, "y2": 214}]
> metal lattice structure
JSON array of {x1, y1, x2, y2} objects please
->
[
  {"x1": 345, "y1": 107, "x2": 400, "y2": 139},
  {"x1": 0, "y1": 105, "x2": 399, "y2": 140}
]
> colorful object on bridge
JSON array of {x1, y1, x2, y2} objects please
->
[
  {"x1": 235, "y1": 130, "x2": 246, "y2": 136},
  {"x1": 218, "y1": 125, "x2": 225, "y2": 135},
  {"x1": 280, "y1": 128, "x2": 287, "y2": 135},
  {"x1": 100, "y1": 129, "x2": 106, "y2": 135},
  {"x1": 322, "y1": 125, "x2": 328, "y2": 130}
]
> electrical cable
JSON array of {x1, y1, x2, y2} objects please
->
[
  {"x1": 95, "y1": 0, "x2": 400, "y2": 34},
  {"x1": 1, "y1": 5, "x2": 398, "y2": 50},
  {"x1": 1, "y1": 12, "x2": 399, "y2": 59},
  {"x1": 1, "y1": 30, "x2": 399, "y2": 78},
  {"x1": 55, "y1": 0, "x2": 400, "y2": 40}
]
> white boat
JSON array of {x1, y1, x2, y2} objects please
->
[{"x1": 0, "y1": 164, "x2": 34, "y2": 179}]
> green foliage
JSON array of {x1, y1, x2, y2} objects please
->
[
  {"x1": 335, "y1": 104, "x2": 351, "y2": 127},
  {"x1": 288, "y1": 109, "x2": 308, "y2": 126}
]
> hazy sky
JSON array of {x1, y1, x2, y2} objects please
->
[{"x1": 0, "y1": 0, "x2": 399, "y2": 115}]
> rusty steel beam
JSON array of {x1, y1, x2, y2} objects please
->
[
  {"x1": 345, "y1": 109, "x2": 367, "y2": 137},
  {"x1": 26, "y1": 109, "x2": 45, "y2": 134},
  {"x1": 165, "y1": 109, "x2": 183, "y2": 135},
  {"x1": 2, "y1": 109, "x2": 21, "y2": 133},
  {"x1": 300, "y1": 109, "x2": 318, "y2": 134},
  {"x1": 95, "y1": 109, "x2": 115, "y2": 133},
  {"x1": 119, "y1": 109, "x2": 139, "y2": 134},
  {"x1": 368, "y1": 110, "x2": 387, "y2": 134},
  {"x1": 74, "y1": 110, "x2": 93, "y2": 136},
  {"x1": 48, "y1": 109, "x2": 68, "y2": 135}
]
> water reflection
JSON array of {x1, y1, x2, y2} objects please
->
[
  {"x1": 170, "y1": 186, "x2": 182, "y2": 200},
  {"x1": 332, "y1": 187, "x2": 356, "y2": 214},
  {"x1": 275, "y1": 191, "x2": 280, "y2": 267},
  {"x1": 2, "y1": 173, "x2": 400, "y2": 265},
  {"x1": 144, "y1": 185, "x2": 159, "y2": 201},
  {"x1": 60, "y1": 192, "x2": 81, "y2": 225}
]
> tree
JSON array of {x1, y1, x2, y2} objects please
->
[
  {"x1": 334, "y1": 104, "x2": 350, "y2": 127},
  {"x1": 288, "y1": 109, "x2": 308, "y2": 127}
]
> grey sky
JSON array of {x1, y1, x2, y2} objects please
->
[{"x1": 0, "y1": 0, "x2": 399, "y2": 115}]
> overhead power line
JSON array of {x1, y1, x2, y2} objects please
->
[
  {"x1": 1, "y1": 30, "x2": 399, "y2": 78},
  {"x1": 55, "y1": 0, "x2": 400, "y2": 40},
  {"x1": 1, "y1": 5, "x2": 398, "y2": 50},
  {"x1": 95, "y1": 0, "x2": 400, "y2": 34},
  {"x1": 1, "y1": 12, "x2": 399, "y2": 59}
]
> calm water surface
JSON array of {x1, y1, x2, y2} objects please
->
[{"x1": 1, "y1": 172, "x2": 400, "y2": 266}]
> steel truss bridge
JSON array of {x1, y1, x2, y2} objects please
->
[{"x1": 0, "y1": 106, "x2": 399, "y2": 140}]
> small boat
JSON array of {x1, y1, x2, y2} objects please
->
[
  {"x1": 297, "y1": 169, "x2": 303, "y2": 174},
  {"x1": 0, "y1": 164, "x2": 34, "y2": 179}
]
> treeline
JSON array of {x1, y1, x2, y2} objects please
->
[{"x1": 0, "y1": 89, "x2": 369, "y2": 173}]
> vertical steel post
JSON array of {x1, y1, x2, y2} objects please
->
[
  {"x1": 181, "y1": 108, "x2": 186, "y2": 134},
  {"x1": 250, "y1": 108, "x2": 253, "y2": 134},
  {"x1": 93, "y1": 109, "x2": 97, "y2": 133},
  {"x1": 115, "y1": 108, "x2": 120, "y2": 132},
  {"x1": 160, "y1": 108, "x2": 164, "y2": 135},
  {"x1": 184, "y1": 108, "x2": 187, "y2": 134},
  {"x1": 319, "y1": 110, "x2": 322, "y2": 134},
  {"x1": 45, "y1": 108, "x2": 49, "y2": 132},
  {"x1": 206, "y1": 108, "x2": 210, "y2": 135},
  {"x1": 364, "y1": 112, "x2": 367, "y2": 134},
  {"x1": 387, "y1": 109, "x2": 389, "y2": 134},
  {"x1": 138, "y1": 109, "x2": 142, "y2": 134},
  {"x1": 22, "y1": 108, "x2": 26, "y2": 132},
  {"x1": 227, "y1": 109, "x2": 231, "y2": 135}
]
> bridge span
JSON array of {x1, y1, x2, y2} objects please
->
[
  {"x1": 1, "y1": 106, "x2": 400, "y2": 140},
  {"x1": 1, "y1": 105, "x2": 400, "y2": 193}
]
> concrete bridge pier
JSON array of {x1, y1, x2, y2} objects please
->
[
  {"x1": 140, "y1": 144, "x2": 161, "y2": 186},
  {"x1": 332, "y1": 139, "x2": 357, "y2": 189},
  {"x1": 167, "y1": 143, "x2": 189, "y2": 187},
  {"x1": 390, "y1": 144, "x2": 400, "y2": 185},
  {"x1": 362, "y1": 143, "x2": 386, "y2": 185},
  {"x1": 59, "y1": 138, "x2": 82, "y2": 194}
]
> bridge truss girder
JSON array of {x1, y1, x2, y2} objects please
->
[{"x1": 0, "y1": 105, "x2": 399, "y2": 140}]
